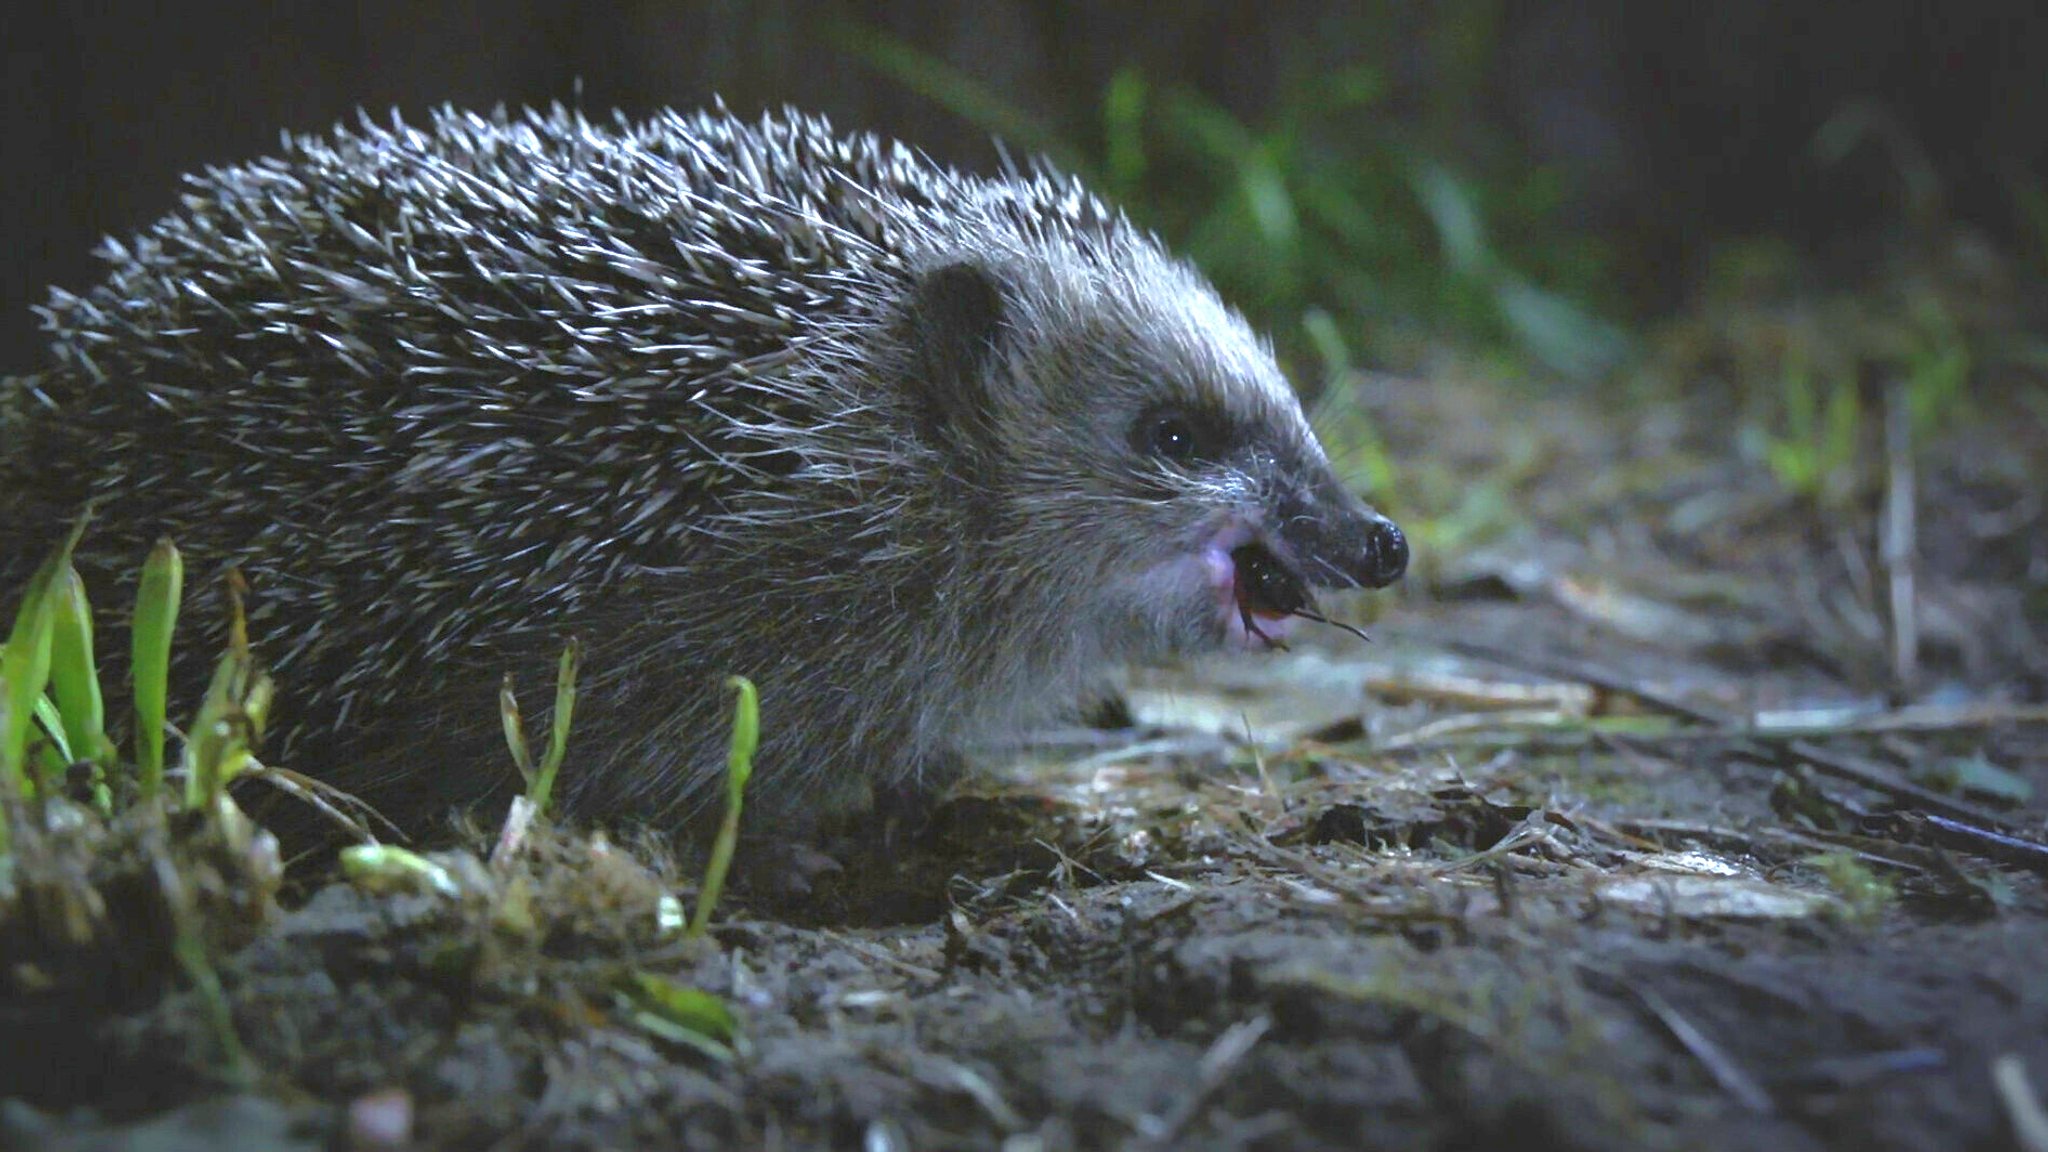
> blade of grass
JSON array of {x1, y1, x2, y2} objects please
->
[
  {"x1": 181, "y1": 572, "x2": 272, "y2": 812},
  {"x1": 501, "y1": 672, "x2": 533, "y2": 785},
  {"x1": 687, "y1": 676, "x2": 759, "y2": 940},
  {"x1": 133, "y1": 538, "x2": 184, "y2": 803},
  {"x1": 3, "y1": 525, "x2": 86, "y2": 804},
  {"x1": 527, "y1": 638, "x2": 581, "y2": 816},
  {"x1": 1102, "y1": 66, "x2": 1149, "y2": 197},
  {"x1": 617, "y1": 971, "x2": 737, "y2": 1061},
  {"x1": 32, "y1": 696, "x2": 76, "y2": 765},
  {"x1": 48, "y1": 566, "x2": 111, "y2": 767},
  {"x1": 827, "y1": 19, "x2": 1075, "y2": 176},
  {"x1": 1162, "y1": 90, "x2": 1300, "y2": 251},
  {"x1": 341, "y1": 843, "x2": 462, "y2": 898},
  {"x1": 3, "y1": 578, "x2": 59, "y2": 780}
]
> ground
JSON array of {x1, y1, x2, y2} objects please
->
[{"x1": 4, "y1": 327, "x2": 2047, "y2": 1150}]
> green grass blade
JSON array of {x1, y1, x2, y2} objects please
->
[
  {"x1": 340, "y1": 844, "x2": 461, "y2": 898},
  {"x1": 3, "y1": 533, "x2": 83, "y2": 797},
  {"x1": 722, "y1": 675, "x2": 759, "y2": 803},
  {"x1": 48, "y1": 566, "x2": 110, "y2": 767},
  {"x1": 528, "y1": 637, "x2": 581, "y2": 817},
  {"x1": 500, "y1": 672, "x2": 533, "y2": 785},
  {"x1": 133, "y1": 538, "x2": 184, "y2": 803},
  {"x1": 33, "y1": 695, "x2": 76, "y2": 765},
  {"x1": 827, "y1": 19, "x2": 1075, "y2": 178},
  {"x1": 1102, "y1": 66, "x2": 1149, "y2": 197},
  {"x1": 688, "y1": 675, "x2": 759, "y2": 940},
  {"x1": 180, "y1": 574, "x2": 270, "y2": 812},
  {"x1": 1161, "y1": 91, "x2": 1300, "y2": 251},
  {"x1": 617, "y1": 971, "x2": 737, "y2": 1060}
]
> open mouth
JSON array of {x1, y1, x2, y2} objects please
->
[
  {"x1": 1229, "y1": 543, "x2": 1307, "y2": 649},
  {"x1": 1220, "y1": 541, "x2": 1375, "y2": 651}
]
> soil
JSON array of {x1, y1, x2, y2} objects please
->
[{"x1": 4, "y1": 367, "x2": 2047, "y2": 1151}]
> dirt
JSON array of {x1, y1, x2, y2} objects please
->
[{"x1": 4, "y1": 369, "x2": 2047, "y2": 1152}]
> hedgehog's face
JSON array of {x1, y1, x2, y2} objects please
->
[{"x1": 900, "y1": 253, "x2": 1406, "y2": 662}]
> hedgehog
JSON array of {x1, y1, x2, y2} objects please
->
[{"x1": 0, "y1": 105, "x2": 1407, "y2": 837}]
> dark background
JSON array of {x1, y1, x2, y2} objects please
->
[{"x1": 6, "y1": 0, "x2": 2046, "y2": 374}]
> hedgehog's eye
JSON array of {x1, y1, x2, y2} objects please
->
[{"x1": 1140, "y1": 410, "x2": 1204, "y2": 464}]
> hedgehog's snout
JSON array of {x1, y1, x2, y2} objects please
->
[{"x1": 1274, "y1": 473, "x2": 1408, "y2": 592}]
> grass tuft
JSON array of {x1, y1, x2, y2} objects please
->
[
  {"x1": 500, "y1": 638, "x2": 583, "y2": 819},
  {"x1": 181, "y1": 572, "x2": 274, "y2": 813},
  {"x1": 1, "y1": 522, "x2": 86, "y2": 831}
]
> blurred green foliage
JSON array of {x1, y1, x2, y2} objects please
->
[
  {"x1": 836, "y1": 11, "x2": 1631, "y2": 385},
  {"x1": 837, "y1": 11, "x2": 2045, "y2": 526}
]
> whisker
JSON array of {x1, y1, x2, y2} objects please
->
[{"x1": 1290, "y1": 605, "x2": 1371, "y2": 644}]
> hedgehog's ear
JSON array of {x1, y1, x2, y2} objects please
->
[{"x1": 904, "y1": 260, "x2": 1006, "y2": 445}]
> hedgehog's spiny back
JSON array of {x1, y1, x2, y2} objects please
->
[{"x1": 27, "y1": 109, "x2": 951, "y2": 540}]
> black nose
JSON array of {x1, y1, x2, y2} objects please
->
[
  {"x1": 1276, "y1": 473, "x2": 1410, "y2": 592},
  {"x1": 1358, "y1": 516, "x2": 1407, "y2": 587}
]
